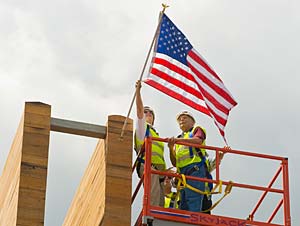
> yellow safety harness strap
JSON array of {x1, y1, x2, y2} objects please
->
[
  {"x1": 176, "y1": 174, "x2": 223, "y2": 195},
  {"x1": 176, "y1": 173, "x2": 233, "y2": 213},
  {"x1": 202, "y1": 181, "x2": 234, "y2": 213},
  {"x1": 210, "y1": 180, "x2": 223, "y2": 195},
  {"x1": 176, "y1": 174, "x2": 207, "y2": 195}
]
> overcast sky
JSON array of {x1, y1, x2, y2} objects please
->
[{"x1": 0, "y1": 0, "x2": 299, "y2": 225}]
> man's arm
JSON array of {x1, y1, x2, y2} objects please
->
[
  {"x1": 167, "y1": 127, "x2": 205, "y2": 166},
  {"x1": 175, "y1": 136, "x2": 203, "y2": 145},
  {"x1": 168, "y1": 137, "x2": 177, "y2": 167},
  {"x1": 167, "y1": 137, "x2": 201, "y2": 167},
  {"x1": 174, "y1": 127, "x2": 205, "y2": 145},
  {"x1": 136, "y1": 80, "x2": 144, "y2": 119},
  {"x1": 135, "y1": 80, "x2": 147, "y2": 141}
]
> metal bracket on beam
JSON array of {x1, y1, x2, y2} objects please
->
[{"x1": 50, "y1": 117, "x2": 106, "y2": 139}]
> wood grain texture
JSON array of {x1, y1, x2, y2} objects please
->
[
  {"x1": 63, "y1": 115, "x2": 133, "y2": 226},
  {"x1": 17, "y1": 102, "x2": 51, "y2": 226},
  {"x1": 0, "y1": 102, "x2": 51, "y2": 226},
  {"x1": 0, "y1": 115, "x2": 24, "y2": 226}
]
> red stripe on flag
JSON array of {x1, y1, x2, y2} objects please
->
[
  {"x1": 188, "y1": 51, "x2": 238, "y2": 107},
  {"x1": 205, "y1": 104, "x2": 227, "y2": 127},
  {"x1": 217, "y1": 126, "x2": 225, "y2": 137},
  {"x1": 153, "y1": 57, "x2": 195, "y2": 82},
  {"x1": 188, "y1": 49, "x2": 222, "y2": 82},
  {"x1": 197, "y1": 87, "x2": 230, "y2": 115},
  {"x1": 145, "y1": 79, "x2": 211, "y2": 116},
  {"x1": 150, "y1": 67, "x2": 204, "y2": 100},
  {"x1": 196, "y1": 84, "x2": 230, "y2": 115}
]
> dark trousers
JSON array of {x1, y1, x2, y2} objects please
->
[{"x1": 202, "y1": 195, "x2": 212, "y2": 214}]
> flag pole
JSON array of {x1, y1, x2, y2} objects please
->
[{"x1": 120, "y1": 4, "x2": 169, "y2": 139}]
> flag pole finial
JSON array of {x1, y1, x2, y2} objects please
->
[{"x1": 162, "y1": 3, "x2": 169, "y2": 13}]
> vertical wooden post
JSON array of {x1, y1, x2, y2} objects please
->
[
  {"x1": 0, "y1": 102, "x2": 51, "y2": 226},
  {"x1": 63, "y1": 115, "x2": 133, "y2": 226},
  {"x1": 103, "y1": 115, "x2": 133, "y2": 226}
]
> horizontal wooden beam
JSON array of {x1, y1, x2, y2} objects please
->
[{"x1": 50, "y1": 117, "x2": 106, "y2": 139}]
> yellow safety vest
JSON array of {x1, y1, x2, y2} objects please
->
[
  {"x1": 135, "y1": 124, "x2": 166, "y2": 168},
  {"x1": 164, "y1": 192, "x2": 179, "y2": 208},
  {"x1": 175, "y1": 125, "x2": 207, "y2": 169}
]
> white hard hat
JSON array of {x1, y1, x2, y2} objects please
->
[{"x1": 176, "y1": 111, "x2": 195, "y2": 123}]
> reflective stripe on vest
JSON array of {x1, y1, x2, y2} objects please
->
[
  {"x1": 175, "y1": 125, "x2": 207, "y2": 169},
  {"x1": 135, "y1": 124, "x2": 166, "y2": 168}
]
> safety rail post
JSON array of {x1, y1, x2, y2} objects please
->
[
  {"x1": 282, "y1": 158, "x2": 291, "y2": 226},
  {"x1": 142, "y1": 136, "x2": 152, "y2": 225},
  {"x1": 249, "y1": 165, "x2": 283, "y2": 221}
]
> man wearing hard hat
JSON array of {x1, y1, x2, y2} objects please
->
[
  {"x1": 168, "y1": 111, "x2": 207, "y2": 212},
  {"x1": 134, "y1": 80, "x2": 166, "y2": 207}
]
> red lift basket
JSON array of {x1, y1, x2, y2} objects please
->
[{"x1": 132, "y1": 136, "x2": 291, "y2": 226}]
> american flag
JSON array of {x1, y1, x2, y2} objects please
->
[{"x1": 145, "y1": 13, "x2": 237, "y2": 140}]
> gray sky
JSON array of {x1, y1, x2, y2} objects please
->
[{"x1": 0, "y1": 0, "x2": 299, "y2": 225}]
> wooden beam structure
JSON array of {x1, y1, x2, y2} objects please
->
[
  {"x1": 0, "y1": 115, "x2": 24, "y2": 226},
  {"x1": 0, "y1": 102, "x2": 133, "y2": 226},
  {"x1": 63, "y1": 115, "x2": 133, "y2": 226},
  {"x1": 50, "y1": 117, "x2": 106, "y2": 138},
  {"x1": 0, "y1": 102, "x2": 51, "y2": 226}
]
